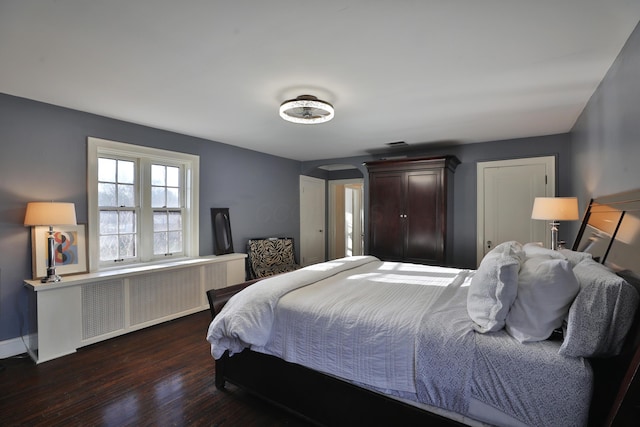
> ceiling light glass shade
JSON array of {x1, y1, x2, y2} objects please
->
[{"x1": 279, "y1": 95, "x2": 334, "y2": 124}]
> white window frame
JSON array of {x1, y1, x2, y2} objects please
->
[{"x1": 87, "y1": 137, "x2": 200, "y2": 272}]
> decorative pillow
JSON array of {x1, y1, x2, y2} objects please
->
[
  {"x1": 523, "y1": 242, "x2": 566, "y2": 260},
  {"x1": 489, "y1": 240, "x2": 526, "y2": 261},
  {"x1": 558, "y1": 248, "x2": 593, "y2": 267},
  {"x1": 559, "y1": 258, "x2": 639, "y2": 357},
  {"x1": 505, "y1": 258, "x2": 580, "y2": 343},
  {"x1": 467, "y1": 241, "x2": 524, "y2": 333}
]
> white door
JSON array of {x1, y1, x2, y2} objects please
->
[
  {"x1": 300, "y1": 175, "x2": 326, "y2": 266},
  {"x1": 477, "y1": 156, "x2": 555, "y2": 265}
]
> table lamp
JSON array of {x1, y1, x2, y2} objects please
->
[
  {"x1": 531, "y1": 197, "x2": 579, "y2": 250},
  {"x1": 24, "y1": 202, "x2": 77, "y2": 282}
]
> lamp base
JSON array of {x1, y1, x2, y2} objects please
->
[
  {"x1": 42, "y1": 230, "x2": 62, "y2": 283},
  {"x1": 41, "y1": 267, "x2": 62, "y2": 283},
  {"x1": 549, "y1": 221, "x2": 560, "y2": 250}
]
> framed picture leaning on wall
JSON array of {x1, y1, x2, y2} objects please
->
[{"x1": 32, "y1": 224, "x2": 88, "y2": 280}]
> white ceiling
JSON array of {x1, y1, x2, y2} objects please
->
[{"x1": 1, "y1": 1, "x2": 639, "y2": 162}]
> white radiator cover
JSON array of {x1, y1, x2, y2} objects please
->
[{"x1": 24, "y1": 254, "x2": 246, "y2": 363}]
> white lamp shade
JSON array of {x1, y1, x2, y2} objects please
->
[
  {"x1": 531, "y1": 197, "x2": 579, "y2": 221},
  {"x1": 24, "y1": 202, "x2": 77, "y2": 226}
]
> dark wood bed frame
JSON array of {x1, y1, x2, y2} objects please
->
[{"x1": 208, "y1": 189, "x2": 640, "y2": 426}]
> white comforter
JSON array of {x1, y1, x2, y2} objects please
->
[
  {"x1": 207, "y1": 256, "x2": 592, "y2": 427},
  {"x1": 207, "y1": 256, "x2": 381, "y2": 359}
]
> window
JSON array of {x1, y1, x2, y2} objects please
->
[
  {"x1": 98, "y1": 157, "x2": 138, "y2": 262},
  {"x1": 151, "y1": 164, "x2": 183, "y2": 256},
  {"x1": 88, "y1": 137, "x2": 199, "y2": 271}
]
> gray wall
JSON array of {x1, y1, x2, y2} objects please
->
[
  {"x1": 0, "y1": 93, "x2": 301, "y2": 343},
  {"x1": 570, "y1": 21, "x2": 640, "y2": 215},
  {"x1": 304, "y1": 132, "x2": 573, "y2": 269}
]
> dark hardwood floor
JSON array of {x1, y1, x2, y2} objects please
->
[{"x1": 0, "y1": 311, "x2": 313, "y2": 426}]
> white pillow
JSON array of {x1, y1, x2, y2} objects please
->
[
  {"x1": 467, "y1": 241, "x2": 524, "y2": 333},
  {"x1": 489, "y1": 240, "x2": 526, "y2": 261},
  {"x1": 523, "y1": 242, "x2": 566, "y2": 260},
  {"x1": 505, "y1": 258, "x2": 580, "y2": 343},
  {"x1": 558, "y1": 248, "x2": 593, "y2": 267}
]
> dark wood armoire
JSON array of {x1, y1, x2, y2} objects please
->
[{"x1": 365, "y1": 156, "x2": 459, "y2": 265}]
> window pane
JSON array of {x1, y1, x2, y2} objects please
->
[
  {"x1": 154, "y1": 232, "x2": 167, "y2": 255},
  {"x1": 98, "y1": 158, "x2": 116, "y2": 182},
  {"x1": 166, "y1": 188, "x2": 180, "y2": 208},
  {"x1": 118, "y1": 184, "x2": 135, "y2": 207},
  {"x1": 153, "y1": 211, "x2": 168, "y2": 231},
  {"x1": 100, "y1": 235, "x2": 118, "y2": 261},
  {"x1": 168, "y1": 211, "x2": 182, "y2": 231},
  {"x1": 151, "y1": 187, "x2": 165, "y2": 208},
  {"x1": 118, "y1": 160, "x2": 135, "y2": 184},
  {"x1": 119, "y1": 211, "x2": 136, "y2": 233},
  {"x1": 166, "y1": 166, "x2": 180, "y2": 187},
  {"x1": 100, "y1": 211, "x2": 118, "y2": 234},
  {"x1": 152, "y1": 164, "x2": 165, "y2": 186},
  {"x1": 98, "y1": 183, "x2": 117, "y2": 206},
  {"x1": 168, "y1": 231, "x2": 183, "y2": 253},
  {"x1": 119, "y1": 234, "x2": 136, "y2": 258}
]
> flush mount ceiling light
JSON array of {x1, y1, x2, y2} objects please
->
[{"x1": 279, "y1": 95, "x2": 334, "y2": 124}]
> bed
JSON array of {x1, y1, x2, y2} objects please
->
[{"x1": 206, "y1": 189, "x2": 640, "y2": 426}]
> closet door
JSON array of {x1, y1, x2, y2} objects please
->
[
  {"x1": 404, "y1": 170, "x2": 443, "y2": 264},
  {"x1": 369, "y1": 172, "x2": 404, "y2": 261}
]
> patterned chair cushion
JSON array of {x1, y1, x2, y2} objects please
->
[{"x1": 247, "y1": 238, "x2": 300, "y2": 279}]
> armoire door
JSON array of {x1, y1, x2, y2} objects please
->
[
  {"x1": 405, "y1": 169, "x2": 442, "y2": 264},
  {"x1": 369, "y1": 171, "x2": 404, "y2": 260}
]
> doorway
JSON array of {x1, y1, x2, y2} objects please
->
[{"x1": 328, "y1": 179, "x2": 364, "y2": 259}]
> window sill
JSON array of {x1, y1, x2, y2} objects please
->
[{"x1": 25, "y1": 253, "x2": 247, "y2": 291}]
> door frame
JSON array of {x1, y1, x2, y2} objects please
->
[{"x1": 476, "y1": 156, "x2": 555, "y2": 265}]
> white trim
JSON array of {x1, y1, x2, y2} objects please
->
[
  {"x1": 0, "y1": 336, "x2": 28, "y2": 358},
  {"x1": 87, "y1": 137, "x2": 200, "y2": 272}
]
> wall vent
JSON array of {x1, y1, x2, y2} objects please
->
[{"x1": 386, "y1": 141, "x2": 408, "y2": 147}]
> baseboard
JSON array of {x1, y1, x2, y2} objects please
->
[{"x1": 0, "y1": 336, "x2": 27, "y2": 359}]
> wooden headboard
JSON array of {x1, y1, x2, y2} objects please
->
[
  {"x1": 573, "y1": 189, "x2": 640, "y2": 426},
  {"x1": 573, "y1": 189, "x2": 640, "y2": 279}
]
